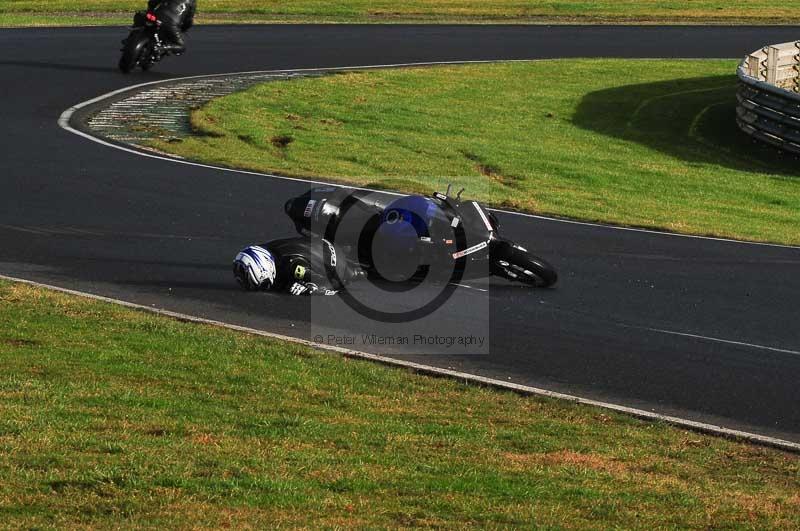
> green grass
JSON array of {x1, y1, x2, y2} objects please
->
[
  {"x1": 153, "y1": 60, "x2": 800, "y2": 246},
  {"x1": 1, "y1": 0, "x2": 798, "y2": 26},
  {"x1": 0, "y1": 279, "x2": 799, "y2": 527}
]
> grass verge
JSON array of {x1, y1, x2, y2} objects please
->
[
  {"x1": 152, "y1": 60, "x2": 800, "y2": 246},
  {"x1": 1, "y1": 1, "x2": 799, "y2": 27},
  {"x1": 1, "y1": 279, "x2": 799, "y2": 527}
]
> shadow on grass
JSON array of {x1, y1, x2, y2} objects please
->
[{"x1": 572, "y1": 74, "x2": 800, "y2": 178}]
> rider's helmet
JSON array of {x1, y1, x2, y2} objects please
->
[{"x1": 233, "y1": 246, "x2": 277, "y2": 291}]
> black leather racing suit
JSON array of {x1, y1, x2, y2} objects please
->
[
  {"x1": 147, "y1": 0, "x2": 196, "y2": 54},
  {"x1": 261, "y1": 237, "x2": 366, "y2": 296}
]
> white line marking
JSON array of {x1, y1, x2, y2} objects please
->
[
  {"x1": 0, "y1": 272, "x2": 797, "y2": 453},
  {"x1": 634, "y1": 326, "x2": 800, "y2": 357},
  {"x1": 450, "y1": 282, "x2": 489, "y2": 292},
  {"x1": 489, "y1": 208, "x2": 800, "y2": 250},
  {"x1": 57, "y1": 61, "x2": 800, "y2": 251}
]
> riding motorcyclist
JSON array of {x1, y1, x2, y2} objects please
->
[
  {"x1": 146, "y1": 0, "x2": 196, "y2": 55},
  {"x1": 233, "y1": 237, "x2": 366, "y2": 296}
]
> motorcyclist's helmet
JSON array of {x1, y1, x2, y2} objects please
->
[{"x1": 233, "y1": 246, "x2": 277, "y2": 291}]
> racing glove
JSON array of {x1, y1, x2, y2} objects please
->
[
  {"x1": 288, "y1": 282, "x2": 338, "y2": 296},
  {"x1": 289, "y1": 282, "x2": 311, "y2": 296}
]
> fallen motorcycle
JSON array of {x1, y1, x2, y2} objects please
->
[{"x1": 284, "y1": 186, "x2": 558, "y2": 288}]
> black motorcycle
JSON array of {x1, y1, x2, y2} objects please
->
[
  {"x1": 119, "y1": 11, "x2": 169, "y2": 73},
  {"x1": 285, "y1": 186, "x2": 558, "y2": 288}
]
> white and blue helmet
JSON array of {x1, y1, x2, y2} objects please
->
[{"x1": 233, "y1": 246, "x2": 277, "y2": 291}]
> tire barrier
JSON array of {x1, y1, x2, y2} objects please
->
[{"x1": 736, "y1": 41, "x2": 800, "y2": 155}]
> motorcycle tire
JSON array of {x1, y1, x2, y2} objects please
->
[
  {"x1": 119, "y1": 31, "x2": 150, "y2": 73},
  {"x1": 491, "y1": 241, "x2": 558, "y2": 288}
]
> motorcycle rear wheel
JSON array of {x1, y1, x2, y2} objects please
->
[{"x1": 119, "y1": 31, "x2": 150, "y2": 73}]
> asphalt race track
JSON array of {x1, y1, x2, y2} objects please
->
[{"x1": 2, "y1": 25, "x2": 800, "y2": 442}]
